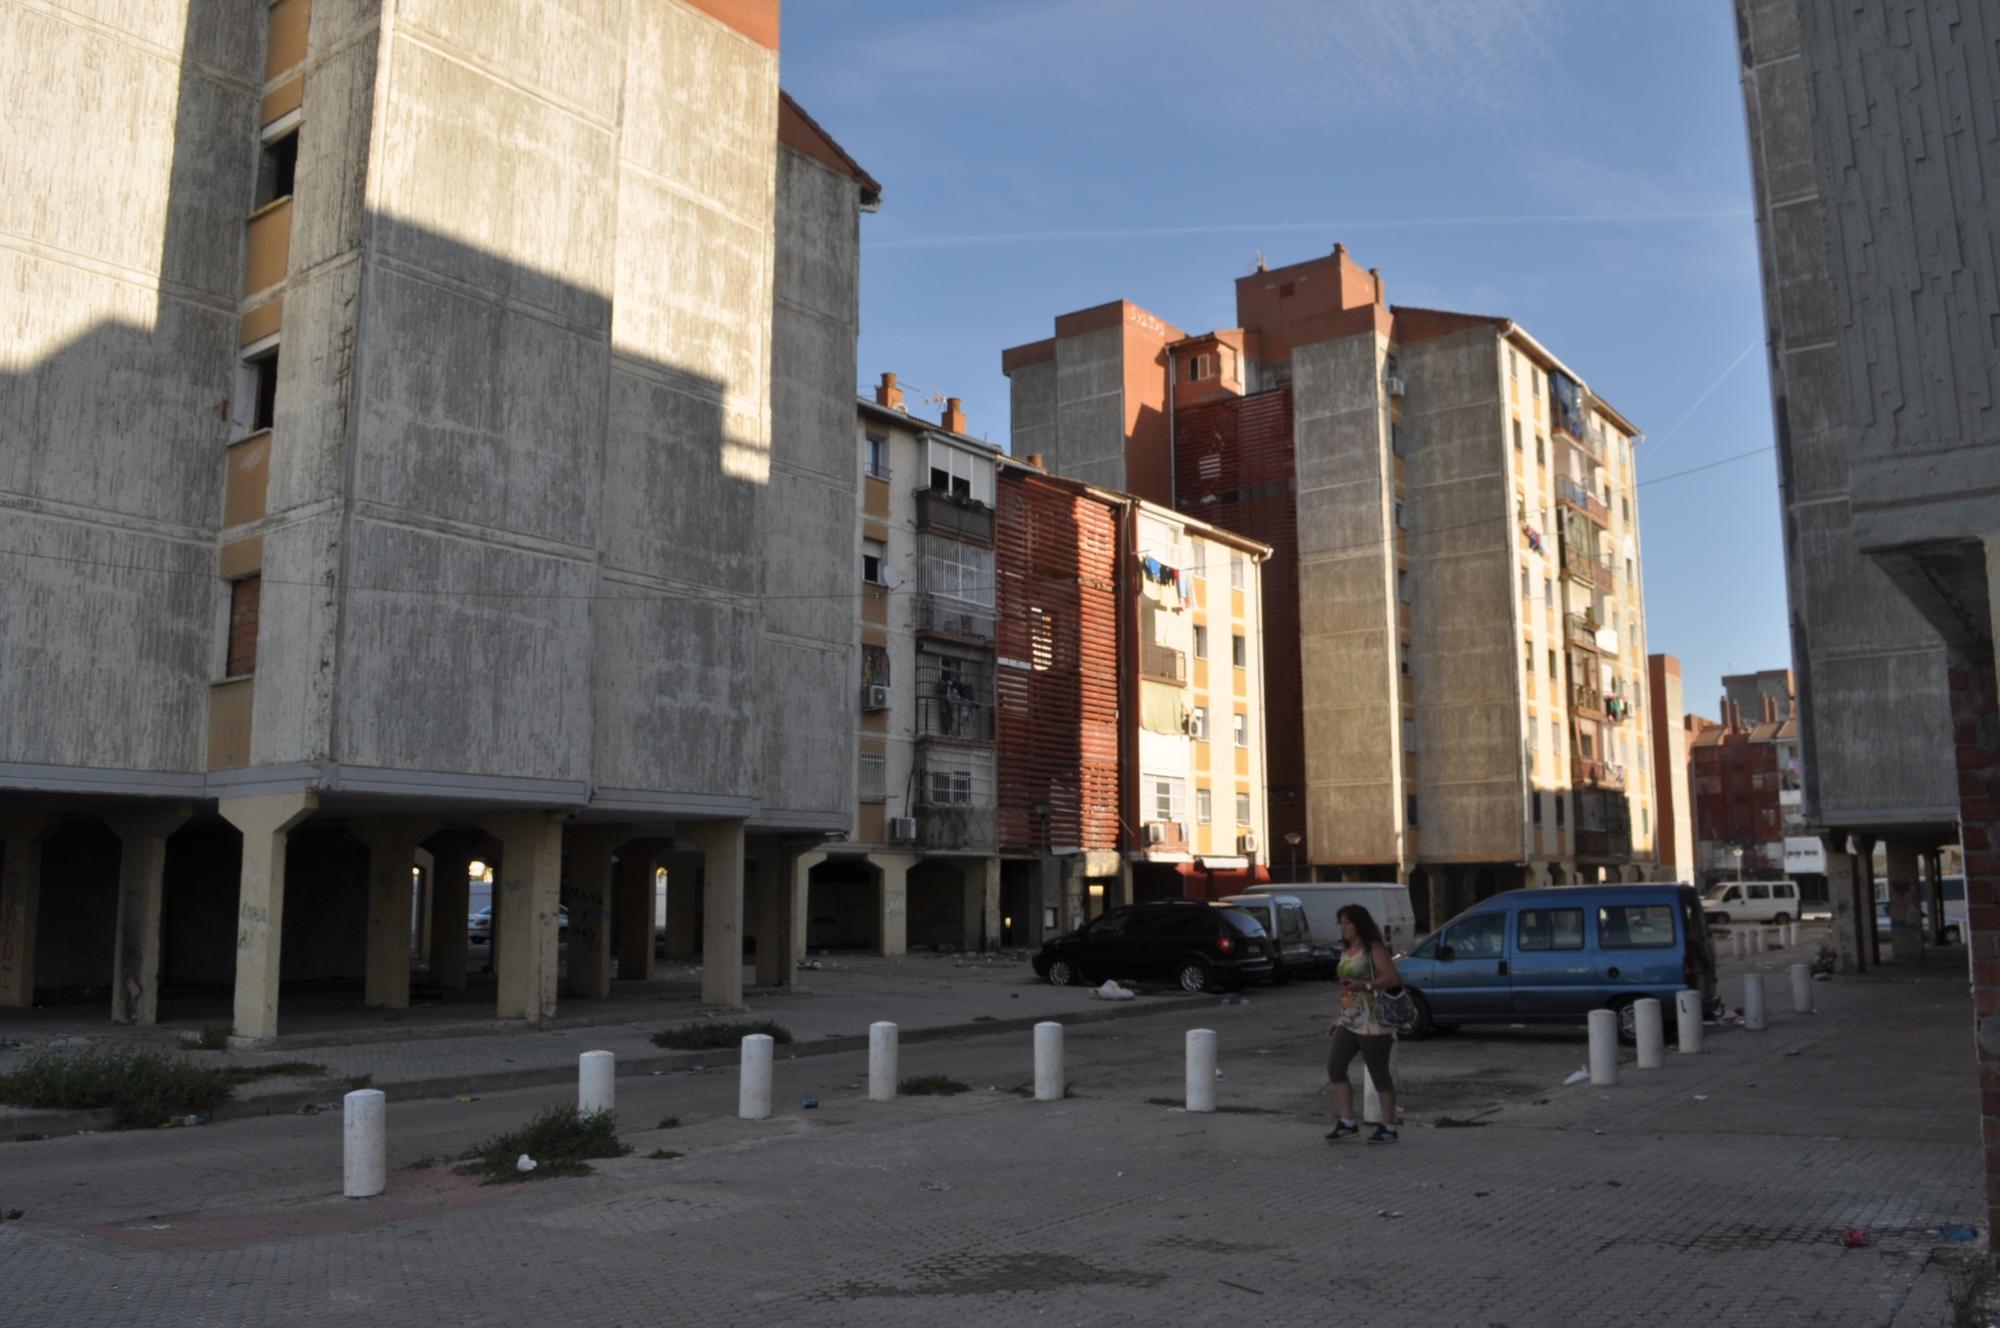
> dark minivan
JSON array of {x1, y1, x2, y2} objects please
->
[{"x1": 1033, "y1": 901, "x2": 1274, "y2": 993}]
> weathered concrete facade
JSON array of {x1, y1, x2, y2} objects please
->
[{"x1": 0, "y1": 0, "x2": 871, "y2": 1037}]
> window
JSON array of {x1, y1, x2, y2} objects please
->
[
  {"x1": 1231, "y1": 633, "x2": 1246, "y2": 668},
  {"x1": 226, "y1": 575, "x2": 261, "y2": 676},
  {"x1": 858, "y1": 753, "x2": 886, "y2": 802},
  {"x1": 1543, "y1": 576, "x2": 1553, "y2": 607},
  {"x1": 1532, "y1": 791, "x2": 1542, "y2": 824},
  {"x1": 928, "y1": 767, "x2": 973, "y2": 805},
  {"x1": 1395, "y1": 500, "x2": 1406, "y2": 530},
  {"x1": 1509, "y1": 348, "x2": 1519, "y2": 379},
  {"x1": 1196, "y1": 788, "x2": 1213, "y2": 824},
  {"x1": 1440, "y1": 913, "x2": 1503, "y2": 958},
  {"x1": 1512, "y1": 419, "x2": 1523, "y2": 451},
  {"x1": 1549, "y1": 717, "x2": 1559, "y2": 753},
  {"x1": 865, "y1": 432, "x2": 889, "y2": 480},
  {"x1": 1622, "y1": 497, "x2": 1631, "y2": 524},
  {"x1": 1190, "y1": 706, "x2": 1208, "y2": 740},
  {"x1": 1232, "y1": 712, "x2": 1248, "y2": 748},
  {"x1": 927, "y1": 442, "x2": 990, "y2": 504},
  {"x1": 1151, "y1": 778, "x2": 1186, "y2": 824},
  {"x1": 1229, "y1": 555, "x2": 1246, "y2": 590},
  {"x1": 860, "y1": 643, "x2": 890, "y2": 687},
  {"x1": 1235, "y1": 792, "x2": 1251, "y2": 825},
  {"x1": 1398, "y1": 570, "x2": 1411, "y2": 604},
  {"x1": 1527, "y1": 720, "x2": 1539, "y2": 751},
  {"x1": 1532, "y1": 369, "x2": 1542, "y2": 398},
  {"x1": 255, "y1": 129, "x2": 298, "y2": 209},
  {"x1": 1406, "y1": 794, "x2": 1419, "y2": 827},
  {"x1": 1746, "y1": 883, "x2": 1770, "y2": 900},
  {"x1": 1555, "y1": 795, "x2": 1565, "y2": 827},
  {"x1": 1189, "y1": 544, "x2": 1207, "y2": 581},
  {"x1": 1403, "y1": 717, "x2": 1415, "y2": 752},
  {"x1": 1524, "y1": 643, "x2": 1535, "y2": 677},
  {"x1": 1642, "y1": 808, "x2": 1651, "y2": 835},
  {"x1": 920, "y1": 535, "x2": 992, "y2": 605},
  {"x1": 1186, "y1": 353, "x2": 1212, "y2": 382},
  {"x1": 1391, "y1": 423, "x2": 1405, "y2": 457},
  {"x1": 1193, "y1": 624, "x2": 1209, "y2": 659},
  {"x1": 1518, "y1": 907, "x2": 1584, "y2": 951},
  {"x1": 862, "y1": 538, "x2": 887, "y2": 586},
  {"x1": 1535, "y1": 435, "x2": 1546, "y2": 465},
  {"x1": 1626, "y1": 557, "x2": 1635, "y2": 583},
  {"x1": 1596, "y1": 904, "x2": 1675, "y2": 949},
  {"x1": 1399, "y1": 643, "x2": 1410, "y2": 676},
  {"x1": 247, "y1": 348, "x2": 279, "y2": 432},
  {"x1": 1547, "y1": 649, "x2": 1557, "y2": 679}
]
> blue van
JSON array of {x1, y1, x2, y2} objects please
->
[{"x1": 1395, "y1": 884, "x2": 1718, "y2": 1041}]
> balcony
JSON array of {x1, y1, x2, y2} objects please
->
[
  {"x1": 916, "y1": 695, "x2": 994, "y2": 743},
  {"x1": 912, "y1": 801, "x2": 998, "y2": 854},
  {"x1": 1564, "y1": 613, "x2": 1603, "y2": 653},
  {"x1": 1555, "y1": 476, "x2": 1610, "y2": 527},
  {"x1": 1570, "y1": 683, "x2": 1605, "y2": 716},
  {"x1": 913, "y1": 593, "x2": 995, "y2": 642},
  {"x1": 1572, "y1": 757, "x2": 1627, "y2": 790},
  {"x1": 1140, "y1": 819, "x2": 1189, "y2": 855},
  {"x1": 1140, "y1": 640, "x2": 1187, "y2": 684},
  {"x1": 1573, "y1": 828, "x2": 1631, "y2": 859},
  {"x1": 1559, "y1": 541, "x2": 1595, "y2": 585},
  {"x1": 913, "y1": 487, "x2": 993, "y2": 544}
]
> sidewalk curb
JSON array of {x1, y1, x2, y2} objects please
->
[{"x1": 2, "y1": 990, "x2": 1234, "y2": 1139}]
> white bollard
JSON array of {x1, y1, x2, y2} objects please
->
[
  {"x1": 1787, "y1": 921, "x2": 1800, "y2": 947},
  {"x1": 738, "y1": 1033, "x2": 774, "y2": 1120},
  {"x1": 1362, "y1": 1066, "x2": 1381, "y2": 1124},
  {"x1": 1742, "y1": 974, "x2": 1766, "y2": 1031},
  {"x1": 578, "y1": 1050, "x2": 615, "y2": 1116},
  {"x1": 343, "y1": 1088, "x2": 386, "y2": 1199},
  {"x1": 1766, "y1": 927, "x2": 1782, "y2": 952},
  {"x1": 1676, "y1": 989, "x2": 1704, "y2": 1055},
  {"x1": 1185, "y1": 1028, "x2": 1217, "y2": 1113},
  {"x1": 1731, "y1": 930, "x2": 1746, "y2": 959},
  {"x1": 1633, "y1": 998, "x2": 1664, "y2": 1069},
  {"x1": 1789, "y1": 962, "x2": 1812, "y2": 1013},
  {"x1": 867, "y1": 1021, "x2": 898, "y2": 1102},
  {"x1": 1587, "y1": 1009, "x2": 1619, "y2": 1086},
  {"x1": 1033, "y1": 1021, "x2": 1065, "y2": 1102}
]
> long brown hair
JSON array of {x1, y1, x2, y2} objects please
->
[{"x1": 1338, "y1": 904, "x2": 1383, "y2": 949}]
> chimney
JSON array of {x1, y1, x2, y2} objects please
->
[
  {"x1": 941, "y1": 396, "x2": 967, "y2": 434},
  {"x1": 1761, "y1": 695, "x2": 1778, "y2": 725},
  {"x1": 875, "y1": 371, "x2": 905, "y2": 411},
  {"x1": 1369, "y1": 266, "x2": 1385, "y2": 306},
  {"x1": 1025, "y1": 453, "x2": 1046, "y2": 471}
]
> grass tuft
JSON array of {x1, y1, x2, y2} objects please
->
[
  {"x1": 650, "y1": 1021, "x2": 792, "y2": 1051},
  {"x1": 647, "y1": 1149, "x2": 683, "y2": 1161},
  {"x1": 0, "y1": 1049, "x2": 236, "y2": 1128},
  {"x1": 656, "y1": 1116, "x2": 681, "y2": 1130},
  {"x1": 457, "y1": 1106, "x2": 630, "y2": 1184},
  {"x1": 177, "y1": 1026, "x2": 233, "y2": 1053},
  {"x1": 898, "y1": 1075, "x2": 970, "y2": 1097}
]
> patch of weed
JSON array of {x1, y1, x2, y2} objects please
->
[
  {"x1": 457, "y1": 1106, "x2": 630, "y2": 1184},
  {"x1": 405, "y1": 1156, "x2": 437, "y2": 1171},
  {"x1": 647, "y1": 1149, "x2": 683, "y2": 1160},
  {"x1": 0, "y1": 1049, "x2": 235, "y2": 1129},
  {"x1": 656, "y1": 1116, "x2": 681, "y2": 1130},
  {"x1": 216, "y1": 1061, "x2": 327, "y2": 1088},
  {"x1": 650, "y1": 1021, "x2": 792, "y2": 1051},
  {"x1": 899, "y1": 1075, "x2": 970, "y2": 1096},
  {"x1": 177, "y1": 1027, "x2": 232, "y2": 1053}
]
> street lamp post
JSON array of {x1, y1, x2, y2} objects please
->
[{"x1": 1284, "y1": 830, "x2": 1303, "y2": 882}]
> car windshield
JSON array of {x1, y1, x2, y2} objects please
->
[{"x1": 1702, "y1": 885, "x2": 1732, "y2": 901}]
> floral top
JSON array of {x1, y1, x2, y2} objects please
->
[{"x1": 1336, "y1": 947, "x2": 1383, "y2": 1035}]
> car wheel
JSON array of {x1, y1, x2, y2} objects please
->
[
  {"x1": 1772, "y1": 912, "x2": 1790, "y2": 925},
  {"x1": 1177, "y1": 960, "x2": 1213, "y2": 994},
  {"x1": 1045, "y1": 957, "x2": 1082, "y2": 987},
  {"x1": 1711, "y1": 912, "x2": 1731, "y2": 926},
  {"x1": 1398, "y1": 990, "x2": 1436, "y2": 1041},
  {"x1": 1613, "y1": 998, "x2": 1640, "y2": 1046}
]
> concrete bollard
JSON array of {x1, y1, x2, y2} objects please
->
[
  {"x1": 1587, "y1": 1009, "x2": 1618, "y2": 1086},
  {"x1": 1790, "y1": 963, "x2": 1812, "y2": 1013},
  {"x1": 578, "y1": 1050, "x2": 615, "y2": 1115},
  {"x1": 1731, "y1": 930, "x2": 1746, "y2": 959},
  {"x1": 1362, "y1": 1066, "x2": 1381, "y2": 1124},
  {"x1": 343, "y1": 1088, "x2": 386, "y2": 1199},
  {"x1": 1766, "y1": 927, "x2": 1783, "y2": 952},
  {"x1": 1033, "y1": 1021, "x2": 1065, "y2": 1101},
  {"x1": 1676, "y1": 989, "x2": 1704, "y2": 1055},
  {"x1": 1787, "y1": 921, "x2": 1800, "y2": 947},
  {"x1": 1186, "y1": 1028, "x2": 1217, "y2": 1112},
  {"x1": 868, "y1": 1021, "x2": 898, "y2": 1102},
  {"x1": 1634, "y1": 998, "x2": 1664, "y2": 1070},
  {"x1": 1742, "y1": 974, "x2": 1766, "y2": 1031},
  {"x1": 738, "y1": 1033, "x2": 774, "y2": 1120}
]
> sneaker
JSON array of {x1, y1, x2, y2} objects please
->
[
  {"x1": 1325, "y1": 1120, "x2": 1360, "y2": 1141},
  {"x1": 1367, "y1": 1124, "x2": 1399, "y2": 1144}
]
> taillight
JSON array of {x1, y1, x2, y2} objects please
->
[{"x1": 1216, "y1": 934, "x2": 1235, "y2": 954}]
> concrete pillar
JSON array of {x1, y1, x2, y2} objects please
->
[
  {"x1": 1060, "y1": 855, "x2": 1088, "y2": 934},
  {"x1": 1115, "y1": 859, "x2": 1135, "y2": 910},
  {"x1": 690, "y1": 819, "x2": 746, "y2": 1009},
  {"x1": 1926, "y1": 848, "x2": 1949, "y2": 944},
  {"x1": 477, "y1": 813, "x2": 565, "y2": 1023},
  {"x1": 957, "y1": 859, "x2": 997, "y2": 951},
  {"x1": 0, "y1": 814, "x2": 57, "y2": 1010},
  {"x1": 218, "y1": 792, "x2": 317, "y2": 1044},
  {"x1": 106, "y1": 805, "x2": 191, "y2": 1025},
  {"x1": 664, "y1": 851, "x2": 701, "y2": 961},
  {"x1": 1885, "y1": 837, "x2": 1923, "y2": 962},
  {"x1": 613, "y1": 839, "x2": 665, "y2": 983},
  {"x1": 791, "y1": 850, "x2": 826, "y2": 964},
  {"x1": 755, "y1": 841, "x2": 804, "y2": 989},
  {"x1": 873, "y1": 853, "x2": 910, "y2": 957},
  {"x1": 427, "y1": 837, "x2": 474, "y2": 990},
  {"x1": 563, "y1": 828, "x2": 625, "y2": 1001},
  {"x1": 356, "y1": 819, "x2": 439, "y2": 1011},
  {"x1": 413, "y1": 847, "x2": 435, "y2": 966},
  {"x1": 1853, "y1": 833, "x2": 1880, "y2": 967}
]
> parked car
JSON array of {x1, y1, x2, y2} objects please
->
[
  {"x1": 1217, "y1": 894, "x2": 1331, "y2": 983},
  {"x1": 467, "y1": 904, "x2": 569, "y2": 945},
  {"x1": 1701, "y1": 879, "x2": 1800, "y2": 925},
  {"x1": 1237, "y1": 881, "x2": 1418, "y2": 951},
  {"x1": 1394, "y1": 883, "x2": 1718, "y2": 1042},
  {"x1": 1032, "y1": 901, "x2": 1274, "y2": 993},
  {"x1": 1873, "y1": 875, "x2": 1965, "y2": 943}
]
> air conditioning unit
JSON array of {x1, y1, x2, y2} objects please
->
[
  {"x1": 1386, "y1": 374, "x2": 1407, "y2": 398},
  {"x1": 862, "y1": 684, "x2": 891, "y2": 711},
  {"x1": 888, "y1": 816, "x2": 917, "y2": 842},
  {"x1": 1188, "y1": 710, "x2": 1205, "y2": 739},
  {"x1": 1238, "y1": 833, "x2": 1260, "y2": 855},
  {"x1": 1145, "y1": 823, "x2": 1167, "y2": 845}
]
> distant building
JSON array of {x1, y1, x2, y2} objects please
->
[
  {"x1": 1004, "y1": 246, "x2": 1661, "y2": 930},
  {"x1": 1646, "y1": 655, "x2": 1696, "y2": 881},
  {"x1": 1689, "y1": 682, "x2": 1802, "y2": 892}
]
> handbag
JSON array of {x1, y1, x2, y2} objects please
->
[{"x1": 1368, "y1": 953, "x2": 1419, "y2": 1033}]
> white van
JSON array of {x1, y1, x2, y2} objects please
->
[
  {"x1": 1218, "y1": 894, "x2": 1333, "y2": 983},
  {"x1": 1238, "y1": 882, "x2": 1419, "y2": 953},
  {"x1": 1700, "y1": 879, "x2": 1800, "y2": 925}
]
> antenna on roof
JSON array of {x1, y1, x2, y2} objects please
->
[{"x1": 1252, "y1": 250, "x2": 1268, "y2": 273}]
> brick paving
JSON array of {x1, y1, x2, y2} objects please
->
[{"x1": 0, "y1": 926, "x2": 1988, "y2": 1325}]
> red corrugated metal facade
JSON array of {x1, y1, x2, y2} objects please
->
[
  {"x1": 1172, "y1": 387, "x2": 1306, "y2": 857},
  {"x1": 995, "y1": 471, "x2": 1124, "y2": 855}
]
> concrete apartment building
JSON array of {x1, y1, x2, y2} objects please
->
[
  {"x1": 1645, "y1": 654, "x2": 1696, "y2": 884},
  {"x1": 0, "y1": 0, "x2": 876, "y2": 1038},
  {"x1": 1003, "y1": 247, "x2": 1660, "y2": 930},
  {"x1": 1736, "y1": 0, "x2": 2000, "y2": 1243},
  {"x1": 818, "y1": 379, "x2": 1270, "y2": 952}
]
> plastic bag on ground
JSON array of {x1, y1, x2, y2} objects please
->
[{"x1": 1093, "y1": 980, "x2": 1136, "y2": 1001}]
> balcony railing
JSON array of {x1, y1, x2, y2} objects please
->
[
  {"x1": 1573, "y1": 828, "x2": 1630, "y2": 859},
  {"x1": 1564, "y1": 613, "x2": 1603, "y2": 653},
  {"x1": 913, "y1": 593, "x2": 995, "y2": 642},
  {"x1": 916, "y1": 695, "x2": 994, "y2": 742},
  {"x1": 1140, "y1": 641, "x2": 1187, "y2": 684},
  {"x1": 1570, "y1": 684, "x2": 1605, "y2": 715},
  {"x1": 913, "y1": 487, "x2": 994, "y2": 543},
  {"x1": 1572, "y1": 757, "x2": 1627, "y2": 790},
  {"x1": 912, "y1": 801, "x2": 998, "y2": 853},
  {"x1": 1555, "y1": 476, "x2": 1610, "y2": 526}
]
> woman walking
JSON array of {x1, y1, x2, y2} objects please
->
[{"x1": 1326, "y1": 903, "x2": 1400, "y2": 1143}]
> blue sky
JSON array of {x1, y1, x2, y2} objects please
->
[{"x1": 782, "y1": 0, "x2": 1788, "y2": 722}]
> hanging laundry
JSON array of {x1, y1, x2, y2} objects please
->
[{"x1": 1143, "y1": 556, "x2": 1163, "y2": 580}]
